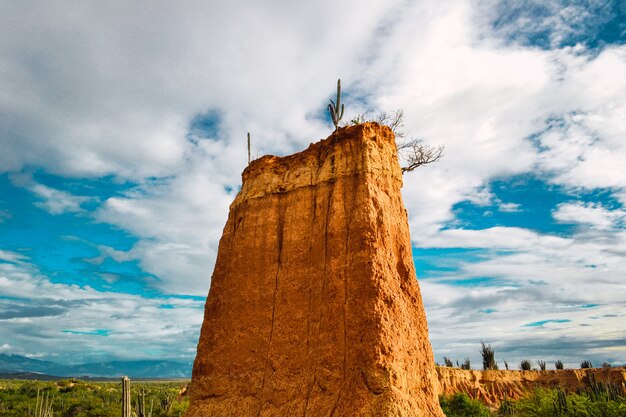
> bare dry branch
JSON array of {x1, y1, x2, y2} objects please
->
[
  {"x1": 375, "y1": 109, "x2": 405, "y2": 139},
  {"x1": 398, "y1": 139, "x2": 444, "y2": 173},
  {"x1": 343, "y1": 108, "x2": 444, "y2": 173}
]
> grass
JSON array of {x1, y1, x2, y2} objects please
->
[
  {"x1": 3, "y1": 377, "x2": 625, "y2": 417},
  {"x1": 0, "y1": 379, "x2": 189, "y2": 417},
  {"x1": 503, "y1": 386, "x2": 626, "y2": 417},
  {"x1": 439, "y1": 382, "x2": 626, "y2": 417}
]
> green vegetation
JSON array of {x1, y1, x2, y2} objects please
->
[
  {"x1": 480, "y1": 342, "x2": 498, "y2": 370},
  {"x1": 327, "y1": 79, "x2": 344, "y2": 131},
  {"x1": 439, "y1": 393, "x2": 491, "y2": 417},
  {"x1": 439, "y1": 382, "x2": 626, "y2": 417},
  {"x1": 581, "y1": 360, "x2": 593, "y2": 369},
  {"x1": 0, "y1": 379, "x2": 189, "y2": 417},
  {"x1": 500, "y1": 386, "x2": 626, "y2": 417}
]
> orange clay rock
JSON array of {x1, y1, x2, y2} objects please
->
[
  {"x1": 436, "y1": 366, "x2": 626, "y2": 408},
  {"x1": 186, "y1": 123, "x2": 445, "y2": 417}
]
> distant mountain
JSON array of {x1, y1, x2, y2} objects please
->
[
  {"x1": 0, "y1": 354, "x2": 62, "y2": 375},
  {"x1": 0, "y1": 354, "x2": 192, "y2": 378},
  {"x1": 0, "y1": 372, "x2": 63, "y2": 381},
  {"x1": 68, "y1": 360, "x2": 192, "y2": 378}
]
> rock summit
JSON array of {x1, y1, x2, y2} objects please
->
[{"x1": 186, "y1": 123, "x2": 444, "y2": 416}]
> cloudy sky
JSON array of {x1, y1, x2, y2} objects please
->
[{"x1": 1, "y1": 0, "x2": 625, "y2": 371}]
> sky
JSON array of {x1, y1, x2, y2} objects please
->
[{"x1": 0, "y1": 0, "x2": 625, "y2": 371}]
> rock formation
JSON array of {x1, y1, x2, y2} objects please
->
[
  {"x1": 436, "y1": 366, "x2": 626, "y2": 407},
  {"x1": 186, "y1": 123, "x2": 445, "y2": 417}
]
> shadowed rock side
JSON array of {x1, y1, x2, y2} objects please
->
[
  {"x1": 186, "y1": 123, "x2": 445, "y2": 417},
  {"x1": 436, "y1": 366, "x2": 626, "y2": 407}
]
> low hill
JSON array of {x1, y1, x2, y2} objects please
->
[{"x1": 0, "y1": 354, "x2": 191, "y2": 378}]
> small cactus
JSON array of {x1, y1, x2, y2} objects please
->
[
  {"x1": 247, "y1": 132, "x2": 251, "y2": 165},
  {"x1": 328, "y1": 79, "x2": 345, "y2": 131}
]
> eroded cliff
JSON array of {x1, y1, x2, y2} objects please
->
[
  {"x1": 436, "y1": 366, "x2": 626, "y2": 407},
  {"x1": 186, "y1": 123, "x2": 444, "y2": 416}
]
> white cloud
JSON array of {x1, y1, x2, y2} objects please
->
[
  {"x1": 0, "y1": 0, "x2": 625, "y2": 365},
  {"x1": 498, "y1": 202, "x2": 522, "y2": 212},
  {"x1": 553, "y1": 202, "x2": 626, "y2": 229},
  {"x1": 0, "y1": 253, "x2": 204, "y2": 363},
  {"x1": 0, "y1": 250, "x2": 28, "y2": 264},
  {"x1": 0, "y1": 0, "x2": 407, "y2": 179},
  {"x1": 9, "y1": 173, "x2": 92, "y2": 215}
]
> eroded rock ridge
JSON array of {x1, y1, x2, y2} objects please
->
[{"x1": 437, "y1": 366, "x2": 626, "y2": 408}]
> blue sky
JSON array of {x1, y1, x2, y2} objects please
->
[{"x1": 1, "y1": 0, "x2": 625, "y2": 370}]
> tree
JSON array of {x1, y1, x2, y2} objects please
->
[
  {"x1": 480, "y1": 342, "x2": 498, "y2": 370},
  {"x1": 520, "y1": 360, "x2": 532, "y2": 371},
  {"x1": 397, "y1": 138, "x2": 445, "y2": 173},
  {"x1": 347, "y1": 109, "x2": 444, "y2": 173}
]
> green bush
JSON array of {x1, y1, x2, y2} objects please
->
[
  {"x1": 0, "y1": 379, "x2": 189, "y2": 417},
  {"x1": 503, "y1": 387, "x2": 626, "y2": 417},
  {"x1": 440, "y1": 392, "x2": 491, "y2": 417}
]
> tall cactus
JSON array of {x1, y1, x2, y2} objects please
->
[
  {"x1": 328, "y1": 79, "x2": 345, "y2": 131},
  {"x1": 122, "y1": 377, "x2": 131, "y2": 417}
]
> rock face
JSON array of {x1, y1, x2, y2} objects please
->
[
  {"x1": 436, "y1": 366, "x2": 626, "y2": 407},
  {"x1": 186, "y1": 123, "x2": 444, "y2": 417}
]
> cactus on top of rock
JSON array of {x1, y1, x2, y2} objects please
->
[{"x1": 328, "y1": 79, "x2": 344, "y2": 131}]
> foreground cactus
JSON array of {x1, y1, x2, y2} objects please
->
[{"x1": 328, "y1": 78, "x2": 344, "y2": 131}]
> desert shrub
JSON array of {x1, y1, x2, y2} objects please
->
[
  {"x1": 555, "y1": 360, "x2": 564, "y2": 370},
  {"x1": 444, "y1": 357, "x2": 453, "y2": 367},
  {"x1": 586, "y1": 374, "x2": 626, "y2": 402},
  {"x1": 498, "y1": 396, "x2": 514, "y2": 416},
  {"x1": 439, "y1": 393, "x2": 491, "y2": 417},
  {"x1": 480, "y1": 342, "x2": 498, "y2": 370},
  {"x1": 461, "y1": 357, "x2": 471, "y2": 370},
  {"x1": 580, "y1": 360, "x2": 593, "y2": 369},
  {"x1": 520, "y1": 360, "x2": 532, "y2": 371},
  {"x1": 509, "y1": 387, "x2": 626, "y2": 417},
  {"x1": 602, "y1": 362, "x2": 612, "y2": 368},
  {"x1": 537, "y1": 360, "x2": 546, "y2": 371},
  {"x1": 503, "y1": 359, "x2": 509, "y2": 370},
  {"x1": 0, "y1": 379, "x2": 189, "y2": 417}
]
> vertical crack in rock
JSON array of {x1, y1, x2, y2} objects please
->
[
  {"x1": 257, "y1": 194, "x2": 286, "y2": 415},
  {"x1": 186, "y1": 123, "x2": 445, "y2": 417}
]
